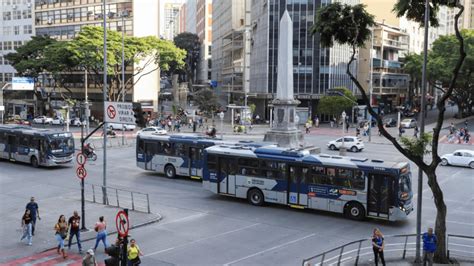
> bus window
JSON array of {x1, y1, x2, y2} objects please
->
[
  {"x1": 309, "y1": 166, "x2": 327, "y2": 185},
  {"x1": 228, "y1": 158, "x2": 238, "y2": 175},
  {"x1": 174, "y1": 143, "x2": 186, "y2": 157},
  {"x1": 190, "y1": 147, "x2": 201, "y2": 161},
  {"x1": 352, "y1": 170, "x2": 365, "y2": 190},
  {"x1": 156, "y1": 141, "x2": 163, "y2": 154},
  {"x1": 145, "y1": 142, "x2": 157, "y2": 156},
  {"x1": 238, "y1": 158, "x2": 260, "y2": 176},
  {"x1": 0, "y1": 133, "x2": 4, "y2": 144},
  {"x1": 337, "y1": 169, "x2": 353, "y2": 179},
  {"x1": 277, "y1": 163, "x2": 287, "y2": 179},
  {"x1": 327, "y1": 168, "x2": 336, "y2": 177},
  {"x1": 19, "y1": 136, "x2": 30, "y2": 147},
  {"x1": 301, "y1": 167, "x2": 308, "y2": 184},
  {"x1": 163, "y1": 142, "x2": 173, "y2": 155},
  {"x1": 138, "y1": 140, "x2": 144, "y2": 153},
  {"x1": 207, "y1": 154, "x2": 217, "y2": 171}
]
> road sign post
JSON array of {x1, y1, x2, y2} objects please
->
[
  {"x1": 116, "y1": 209, "x2": 129, "y2": 266},
  {"x1": 219, "y1": 112, "x2": 224, "y2": 139}
]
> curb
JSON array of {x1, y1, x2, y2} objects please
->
[{"x1": 39, "y1": 211, "x2": 163, "y2": 254}]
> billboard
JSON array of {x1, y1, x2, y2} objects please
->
[{"x1": 12, "y1": 77, "x2": 35, "y2": 91}]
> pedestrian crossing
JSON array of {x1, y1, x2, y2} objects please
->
[{"x1": 1, "y1": 250, "x2": 104, "y2": 266}]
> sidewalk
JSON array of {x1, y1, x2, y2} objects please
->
[{"x1": 0, "y1": 191, "x2": 161, "y2": 264}]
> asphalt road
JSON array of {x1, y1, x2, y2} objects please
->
[{"x1": 0, "y1": 133, "x2": 473, "y2": 265}]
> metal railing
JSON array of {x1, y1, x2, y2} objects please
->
[
  {"x1": 302, "y1": 233, "x2": 474, "y2": 266},
  {"x1": 85, "y1": 183, "x2": 151, "y2": 213}
]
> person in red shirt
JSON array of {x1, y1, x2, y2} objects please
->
[{"x1": 67, "y1": 211, "x2": 82, "y2": 253}]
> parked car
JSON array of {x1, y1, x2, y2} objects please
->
[
  {"x1": 441, "y1": 150, "x2": 474, "y2": 169},
  {"x1": 383, "y1": 118, "x2": 397, "y2": 127},
  {"x1": 327, "y1": 136, "x2": 364, "y2": 152},
  {"x1": 33, "y1": 116, "x2": 53, "y2": 124},
  {"x1": 70, "y1": 117, "x2": 86, "y2": 126},
  {"x1": 52, "y1": 117, "x2": 64, "y2": 125},
  {"x1": 5, "y1": 115, "x2": 31, "y2": 126},
  {"x1": 137, "y1": 127, "x2": 167, "y2": 135},
  {"x1": 108, "y1": 123, "x2": 136, "y2": 131},
  {"x1": 400, "y1": 118, "x2": 417, "y2": 128}
]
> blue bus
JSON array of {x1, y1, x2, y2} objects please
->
[
  {"x1": 136, "y1": 133, "x2": 271, "y2": 179},
  {"x1": 0, "y1": 125, "x2": 75, "y2": 167},
  {"x1": 202, "y1": 144, "x2": 413, "y2": 221}
]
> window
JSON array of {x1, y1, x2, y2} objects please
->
[
  {"x1": 13, "y1": 10, "x2": 22, "y2": 19},
  {"x1": 3, "y1": 26, "x2": 11, "y2": 36},
  {"x1": 137, "y1": 139, "x2": 144, "y2": 153},
  {"x1": 23, "y1": 9, "x2": 32, "y2": 19},
  {"x1": 3, "y1": 11, "x2": 12, "y2": 21},
  {"x1": 238, "y1": 158, "x2": 260, "y2": 176},
  {"x1": 13, "y1": 41, "x2": 22, "y2": 49},
  {"x1": 19, "y1": 136, "x2": 31, "y2": 146},
  {"x1": 23, "y1": 25, "x2": 32, "y2": 34},
  {"x1": 14, "y1": 25, "x2": 20, "y2": 35},
  {"x1": 4, "y1": 41, "x2": 12, "y2": 50},
  {"x1": 207, "y1": 154, "x2": 217, "y2": 171},
  {"x1": 163, "y1": 141, "x2": 173, "y2": 155},
  {"x1": 174, "y1": 143, "x2": 186, "y2": 157}
]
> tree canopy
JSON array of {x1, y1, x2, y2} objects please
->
[
  {"x1": 193, "y1": 88, "x2": 218, "y2": 116},
  {"x1": 317, "y1": 87, "x2": 356, "y2": 117},
  {"x1": 173, "y1": 32, "x2": 200, "y2": 84}
]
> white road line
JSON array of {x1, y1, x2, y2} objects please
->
[
  {"x1": 223, "y1": 234, "x2": 316, "y2": 266},
  {"x1": 423, "y1": 205, "x2": 474, "y2": 215},
  {"x1": 414, "y1": 169, "x2": 465, "y2": 199},
  {"x1": 155, "y1": 213, "x2": 207, "y2": 226},
  {"x1": 447, "y1": 220, "x2": 474, "y2": 226},
  {"x1": 144, "y1": 223, "x2": 260, "y2": 257}
]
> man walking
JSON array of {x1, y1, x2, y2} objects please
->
[
  {"x1": 25, "y1": 197, "x2": 40, "y2": 235},
  {"x1": 68, "y1": 211, "x2": 82, "y2": 253},
  {"x1": 422, "y1": 227, "x2": 437, "y2": 266}
]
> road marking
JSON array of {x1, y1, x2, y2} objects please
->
[
  {"x1": 223, "y1": 233, "x2": 316, "y2": 266},
  {"x1": 155, "y1": 213, "x2": 207, "y2": 227},
  {"x1": 144, "y1": 223, "x2": 260, "y2": 257},
  {"x1": 413, "y1": 169, "x2": 465, "y2": 199},
  {"x1": 447, "y1": 220, "x2": 474, "y2": 226}
]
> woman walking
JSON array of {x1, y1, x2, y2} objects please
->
[
  {"x1": 127, "y1": 239, "x2": 144, "y2": 266},
  {"x1": 20, "y1": 209, "x2": 33, "y2": 245},
  {"x1": 54, "y1": 215, "x2": 68, "y2": 258},
  {"x1": 372, "y1": 228, "x2": 385, "y2": 266},
  {"x1": 93, "y1": 216, "x2": 108, "y2": 252}
]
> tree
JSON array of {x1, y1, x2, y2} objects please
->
[
  {"x1": 403, "y1": 53, "x2": 423, "y2": 106},
  {"x1": 193, "y1": 88, "x2": 218, "y2": 116},
  {"x1": 311, "y1": 0, "x2": 466, "y2": 263},
  {"x1": 317, "y1": 87, "x2": 356, "y2": 119},
  {"x1": 173, "y1": 32, "x2": 200, "y2": 87},
  {"x1": 67, "y1": 26, "x2": 185, "y2": 101}
]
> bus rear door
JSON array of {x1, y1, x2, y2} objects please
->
[
  {"x1": 7, "y1": 135, "x2": 16, "y2": 161},
  {"x1": 367, "y1": 173, "x2": 392, "y2": 219},
  {"x1": 217, "y1": 157, "x2": 236, "y2": 195},
  {"x1": 144, "y1": 141, "x2": 156, "y2": 170},
  {"x1": 189, "y1": 146, "x2": 201, "y2": 179},
  {"x1": 287, "y1": 165, "x2": 308, "y2": 207}
]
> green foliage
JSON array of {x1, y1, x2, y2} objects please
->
[
  {"x1": 248, "y1": 103, "x2": 256, "y2": 115},
  {"x1": 393, "y1": 0, "x2": 458, "y2": 27},
  {"x1": 311, "y1": 3, "x2": 375, "y2": 48},
  {"x1": 399, "y1": 133, "x2": 433, "y2": 157},
  {"x1": 194, "y1": 88, "x2": 219, "y2": 116},
  {"x1": 317, "y1": 87, "x2": 356, "y2": 117}
]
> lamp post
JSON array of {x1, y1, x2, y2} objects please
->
[
  {"x1": 340, "y1": 111, "x2": 347, "y2": 156},
  {"x1": 102, "y1": 0, "x2": 108, "y2": 205},
  {"x1": 368, "y1": 28, "x2": 374, "y2": 142},
  {"x1": 120, "y1": 10, "x2": 129, "y2": 145}
]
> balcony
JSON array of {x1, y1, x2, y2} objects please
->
[
  {"x1": 373, "y1": 58, "x2": 402, "y2": 69},
  {"x1": 374, "y1": 38, "x2": 408, "y2": 50}
]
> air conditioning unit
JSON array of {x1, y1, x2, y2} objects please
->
[
  {"x1": 12, "y1": 5, "x2": 17, "y2": 9},
  {"x1": 27, "y1": 3, "x2": 31, "y2": 7},
  {"x1": 47, "y1": 17, "x2": 53, "y2": 24}
]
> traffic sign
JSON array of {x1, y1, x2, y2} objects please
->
[
  {"x1": 76, "y1": 153, "x2": 86, "y2": 166},
  {"x1": 103, "y1": 101, "x2": 135, "y2": 124},
  {"x1": 76, "y1": 166, "x2": 87, "y2": 179},
  {"x1": 116, "y1": 210, "x2": 129, "y2": 237}
]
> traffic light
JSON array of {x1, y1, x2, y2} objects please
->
[
  {"x1": 132, "y1": 102, "x2": 147, "y2": 128},
  {"x1": 104, "y1": 245, "x2": 120, "y2": 266}
]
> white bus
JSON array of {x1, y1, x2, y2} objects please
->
[{"x1": 202, "y1": 144, "x2": 413, "y2": 221}]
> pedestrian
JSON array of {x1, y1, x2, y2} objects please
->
[
  {"x1": 192, "y1": 120, "x2": 197, "y2": 133},
  {"x1": 371, "y1": 228, "x2": 386, "y2": 266},
  {"x1": 315, "y1": 116, "x2": 319, "y2": 128},
  {"x1": 464, "y1": 119, "x2": 468, "y2": 130},
  {"x1": 20, "y1": 209, "x2": 33, "y2": 246},
  {"x1": 167, "y1": 119, "x2": 172, "y2": 131},
  {"x1": 26, "y1": 197, "x2": 40, "y2": 236},
  {"x1": 399, "y1": 125, "x2": 404, "y2": 138},
  {"x1": 449, "y1": 122, "x2": 455, "y2": 134},
  {"x1": 414, "y1": 126, "x2": 419, "y2": 138},
  {"x1": 422, "y1": 227, "x2": 437, "y2": 266},
  {"x1": 82, "y1": 249, "x2": 98, "y2": 266},
  {"x1": 356, "y1": 127, "x2": 360, "y2": 137},
  {"x1": 68, "y1": 211, "x2": 82, "y2": 253},
  {"x1": 330, "y1": 117, "x2": 334, "y2": 128},
  {"x1": 363, "y1": 123, "x2": 369, "y2": 136},
  {"x1": 345, "y1": 119, "x2": 350, "y2": 133},
  {"x1": 93, "y1": 216, "x2": 108, "y2": 252},
  {"x1": 54, "y1": 215, "x2": 68, "y2": 259},
  {"x1": 127, "y1": 238, "x2": 144, "y2": 266},
  {"x1": 464, "y1": 130, "x2": 470, "y2": 144},
  {"x1": 305, "y1": 121, "x2": 311, "y2": 134}
]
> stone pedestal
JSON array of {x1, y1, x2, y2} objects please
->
[{"x1": 264, "y1": 99, "x2": 303, "y2": 148}]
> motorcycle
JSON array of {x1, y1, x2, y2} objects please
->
[
  {"x1": 83, "y1": 144, "x2": 97, "y2": 161},
  {"x1": 206, "y1": 127, "x2": 217, "y2": 138}
]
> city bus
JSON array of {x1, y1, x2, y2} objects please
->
[
  {"x1": 136, "y1": 133, "x2": 272, "y2": 179},
  {"x1": 0, "y1": 124, "x2": 75, "y2": 167},
  {"x1": 202, "y1": 144, "x2": 413, "y2": 221}
]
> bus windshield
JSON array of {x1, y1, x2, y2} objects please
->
[
  {"x1": 48, "y1": 136, "x2": 74, "y2": 154},
  {"x1": 399, "y1": 174, "x2": 411, "y2": 193}
]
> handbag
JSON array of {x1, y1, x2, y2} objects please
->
[
  {"x1": 60, "y1": 231, "x2": 67, "y2": 239},
  {"x1": 130, "y1": 257, "x2": 141, "y2": 265}
]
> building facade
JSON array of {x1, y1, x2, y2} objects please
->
[
  {"x1": 159, "y1": 0, "x2": 184, "y2": 40},
  {"x1": 184, "y1": 0, "x2": 196, "y2": 33},
  {"x1": 248, "y1": 0, "x2": 358, "y2": 119},
  {"x1": 357, "y1": 22, "x2": 410, "y2": 113},
  {"x1": 196, "y1": 0, "x2": 212, "y2": 84},
  {"x1": 1, "y1": 0, "x2": 35, "y2": 116},
  {"x1": 33, "y1": 0, "x2": 161, "y2": 115}
]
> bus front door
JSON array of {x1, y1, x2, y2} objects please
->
[
  {"x1": 287, "y1": 166, "x2": 308, "y2": 207},
  {"x1": 217, "y1": 157, "x2": 229, "y2": 194},
  {"x1": 144, "y1": 142, "x2": 156, "y2": 170},
  {"x1": 188, "y1": 147, "x2": 201, "y2": 179},
  {"x1": 7, "y1": 135, "x2": 16, "y2": 161},
  {"x1": 367, "y1": 174, "x2": 391, "y2": 219}
]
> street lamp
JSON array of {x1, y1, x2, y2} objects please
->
[
  {"x1": 368, "y1": 27, "x2": 374, "y2": 142},
  {"x1": 120, "y1": 10, "x2": 130, "y2": 145},
  {"x1": 340, "y1": 111, "x2": 347, "y2": 156}
]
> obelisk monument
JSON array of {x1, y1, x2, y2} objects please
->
[{"x1": 264, "y1": 10, "x2": 303, "y2": 148}]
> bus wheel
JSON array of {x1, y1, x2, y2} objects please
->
[
  {"x1": 30, "y1": 156, "x2": 39, "y2": 168},
  {"x1": 248, "y1": 189, "x2": 264, "y2": 206},
  {"x1": 165, "y1": 165, "x2": 176, "y2": 179},
  {"x1": 345, "y1": 202, "x2": 365, "y2": 220}
]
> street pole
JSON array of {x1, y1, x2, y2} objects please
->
[
  {"x1": 102, "y1": 0, "x2": 108, "y2": 205},
  {"x1": 84, "y1": 68, "x2": 89, "y2": 135},
  {"x1": 121, "y1": 13, "x2": 126, "y2": 146},
  {"x1": 368, "y1": 28, "x2": 374, "y2": 142},
  {"x1": 80, "y1": 109, "x2": 86, "y2": 231},
  {"x1": 415, "y1": 0, "x2": 430, "y2": 262},
  {"x1": 340, "y1": 111, "x2": 346, "y2": 156}
]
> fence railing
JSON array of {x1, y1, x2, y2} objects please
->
[
  {"x1": 302, "y1": 233, "x2": 474, "y2": 266},
  {"x1": 85, "y1": 183, "x2": 150, "y2": 213}
]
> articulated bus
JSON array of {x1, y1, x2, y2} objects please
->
[
  {"x1": 136, "y1": 133, "x2": 271, "y2": 179},
  {"x1": 0, "y1": 125, "x2": 75, "y2": 167},
  {"x1": 202, "y1": 144, "x2": 413, "y2": 221}
]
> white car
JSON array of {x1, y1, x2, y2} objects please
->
[
  {"x1": 33, "y1": 116, "x2": 53, "y2": 124},
  {"x1": 441, "y1": 149, "x2": 474, "y2": 168},
  {"x1": 108, "y1": 123, "x2": 136, "y2": 131},
  {"x1": 70, "y1": 117, "x2": 86, "y2": 127},
  {"x1": 401, "y1": 118, "x2": 417, "y2": 128},
  {"x1": 327, "y1": 136, "x2": 364, "y2": 152},
  {"x1": 137, "y1": 127, "x2": 167, "y2": 135},
  {"x1": 52, "y1": 117, "x2": 64, "y2": 125}
]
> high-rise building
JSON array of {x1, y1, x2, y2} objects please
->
[
  {"x1": 357, "y1": 22, "x2": 410, "y2": 112},
  {"x1": 33, "y1": 0, "x2": 161, "y2": 114},
  {"x1": 178, "y1": 2, "x2": 187, "y2": 33},
  {"x1": 0, "y1": 0, "x2": 35, "y2": 115},
  {"x1": 160, "y1": 0, "x2": 184, "y2": 40},
  {"x1": 248, "y1": 0, "x2": 358, "y2": 119},
  {"x1": 185, "y1": 0, "x2": 196, "y2": 33},
  {"x1": 461, "y1": 0, "x2": 473, "y2": 29},
  {"x1": 196, "y1": 0, "x2": 212, "y2": 84}
]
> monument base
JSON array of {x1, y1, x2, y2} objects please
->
[{"x1": 264, "y1": 129, "x2": 304, "y2": 148}]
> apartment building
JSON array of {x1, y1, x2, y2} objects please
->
[{"x1": 196, "y1": 0, "x2": 211, "y2": 84}]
